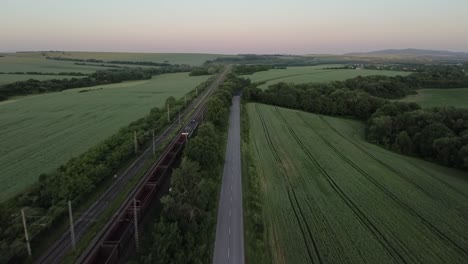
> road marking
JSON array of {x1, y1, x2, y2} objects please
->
[
  {"x1": 229, "y1": 209, "x2": 232, "y2": 217},
  {"x1": 229, "y1": 227, "x2": 231, "y2": 235},
  {"x1": 228, "y1": 247, "x2": 230, "y2": 260}
]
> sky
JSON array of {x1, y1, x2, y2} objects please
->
[{"x1": 1, "y1": 0, "x2": 468, "y2": 54}]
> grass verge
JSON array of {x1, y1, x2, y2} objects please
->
[{"x1": 241, "y1": 101, "x2": 271, "y2": 264}]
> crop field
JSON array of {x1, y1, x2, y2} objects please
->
[
  {"x1": 30, "y1": 51, "x2": 237, "y2": 66},
  {"x1": 247, "y1": 103, "x2": 468, "y2": 264},
  {"x1": 398, "y1": 88, "x2": 468, "y2": 108},
  {"x1": 243, "y1": 65, "x2": 409, "y2": 89},
  {"x1": 0, "y1": 53, "x2": 119, "y2": 73},
  {"x1": 0, "y1": 72, "x2": 209, "y2": 201},
  {"x1": 0, "y1": 52, "x2": 234, "y2": 78}
]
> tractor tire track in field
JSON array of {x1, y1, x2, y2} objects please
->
[
  {"x1": 317, "y1": 116, "x2": 440, "y2": 202},
  {"x1": 273, "y1": 107, "x2": 407, "y2": 264},
  {"x1": 321, "y1": 115, "x2": 468, "y2": 210},
  {"x1": 344, "y1": 119, "x2": 468, "y2": 201},
  {"x1": 297, "y1": 113, "x2": 468, "y2": 260},
  {"x1": 254, "y1": 104, "x2": 322, "y2": 264},
  {"x1": 408, "y1": 161, "x2": 468, "y2": 200}
]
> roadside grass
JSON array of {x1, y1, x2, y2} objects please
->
[{"x1": 241, "y1": 102, "x2": 271, "y2": 264}]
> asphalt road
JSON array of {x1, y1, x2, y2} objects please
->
[{"x1": 213, "y1": 95, "x2": 245, "y2": 264}]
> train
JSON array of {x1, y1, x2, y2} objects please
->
[
  {"x1": 79, "y1": 112, "x2": 204, "y2": 264},
  {"x1": 182, "y1": 118, "x2": 199, "y2": 137}
]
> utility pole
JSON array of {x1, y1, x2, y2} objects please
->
[
  {"x1": 167, "y1": 104, "x2": 170, "y2": 122},
  {"x1": 68, "y1": 200, "x2": 76, "y2": 251},
  {"x1": 152, "y1": 129, "x2": 155, "y2": 157},
  {"x1": 21, "y1": 209, "x2": 32, "y2": 257},
  {"x1": 134, "y1": 131, "x2": 138, "y2": 154},
  {"x1": 133, "y1": 199, "x2": 139, "y2": 252}
]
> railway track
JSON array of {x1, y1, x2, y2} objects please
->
[{"x1": 35, "y1": 66, "x2": 231, "y2": 264}]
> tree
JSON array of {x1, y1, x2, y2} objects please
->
[
  {"x1": 185, "y1": 123, "x2": 222, "y2": 169},
  {"x1": 433, "y1": 137, "x2": 462, "y2": 166},
  {"x1": 368, "y1": 115, "x2": 393, "y2": 145},
  {"x1": 419, "y1": 123, "x2": 455, "y2": 158},
  {"x1": 144, "y1": 218, "x2": 184, "y2": 264},
  {"x1": 393, "y1": 131, "x2": 413, "y2": 154},
  {"x1": 165, "y1": 96, "x2": 177, "y2": 108},
  {"x1": 458, "y1": 145, "x2": 468, "y2": 169},
  {"x1": 206, "y1": 97, "x2": 228, "y2": 128}
]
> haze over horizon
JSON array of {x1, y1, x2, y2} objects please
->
[{"x1": 2, "y1": 0, "x2": 468, "y2": 54}]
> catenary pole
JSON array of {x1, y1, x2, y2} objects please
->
[
  {"x1": 68, "y1": 200, "x2": 76, "y2": 251},
  {"x1": 133, "y1": 199, "x2": 139, "y2": 252},
  {"x1": 21, "y1": 209, "x2": 32, "y2": 256},
  {"x1": 152, "y1": 129, "x2": 155, "y2": 157},
  {"x1": 134, "y1": 131, "x2": 138, "y2": 154}
]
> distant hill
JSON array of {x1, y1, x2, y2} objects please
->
[{"x1": 346, "y1": 49, "x2": 468, "y2": 59}]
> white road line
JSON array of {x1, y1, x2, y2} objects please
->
[
  {"x1": 229, "y1": 210, "x2": 232, "y2": 217},
  {"x1": 228, "y1": 247, "x2": 230, "y2": 260},
  {"x1": 229, "y1": 227, "x2": 231, "y2": 235}
]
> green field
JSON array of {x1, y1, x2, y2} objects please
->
[
  {"x1": 243, "y1": 65, "x2": 409, "y2": 89},
  {"x1": 0, "y1": 53, "x2": 119, "y2": 73},
  {"x1": 0, "y1": 72, "x2": 209, "y2": 201},
  {"x1": 247, "y1": 103, "x2": 468, "y2": 264},
  {"x1": 0, "y1": 74, "x2": 85, "y2": 85},
  {"x1": 399, "y1": 88, "x2": 468, "y2": 108},
  {"x1": 0, "y1": 52, "x2": 233, "y2": 82},
  {"x1": 47, "y1": 51, "x2": 236, "y2": 66}
]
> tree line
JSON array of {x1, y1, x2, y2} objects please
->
[
  {"x1": 342, "y1": 68, "x2": 468, "y2": 99},
  {"x1": 327, "y1": 63, "x2": 466, "y2": 73},
  {"x1": 0, "y1": 71, "x2": 87, "y2": 76},
  {"x1": 233, "y1": 64, "x2": 276, "y2": 75},
  {"x1": 189, "y1": 65, "x2": 223, "y2": 76},
  {"x1": 0, "y1": 65, "x2": 191, "y2": 101},
  {"x1": 243, "y1": 71, "x2": 468, "y2": 171},
  {"x1": 0, "y1": 77, "x2": 216, "y2": 263},
  {"x1": 206, "y1": 54, "x2": 352, "y2": 67},
  {"x1": 133, "y1": 75, "x2": 249, "y2": 263},
  {"x1": 46, "y1": 56, "x2": 176, "y2": 67}
]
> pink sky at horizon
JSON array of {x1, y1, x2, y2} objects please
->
[{"x1": 1, "y1": 0, "x2": 468, "y2": 54}]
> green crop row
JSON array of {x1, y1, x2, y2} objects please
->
[{"x1": 246, "y1": 103, "x2": 468, "y2": 264}]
